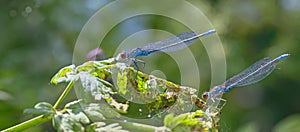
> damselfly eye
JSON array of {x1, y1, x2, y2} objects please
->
[
  {"x1": 202, "y1": 92, "x2": 209, "y2": 99},
  {"x1": 119, "y1": 52, "x2": 127, "y2": 59}
]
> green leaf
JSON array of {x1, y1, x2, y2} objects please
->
[
  {"x1": 172, "y1": 125, "x2": 192, "y2": 132},
  {"x1": 97, "y1": 58, "x2": 116, "y2": 65},
  {"x1": 50, "y1": 65, "x2": 75, "y2": 85},
  {"x1": 164, "y1": 113, "x2": 187, "y2": 129},
  {"x1": 75, "y1": 61, "x2": 112, "y2": 79},
  {"x1": 273, "y1": 114, "x2": 300, "y2": 132},
  {"x1": 83, "y1": 103, "x2": 121, "y2": 121},
  {"x1": 52, "y1": 113, "x2": 84, "y2": 132},
  {"x1": 76, "y1": 61, "x2": 100, "y2": 73},
  {"x1": 77, "y1": 72, "x2": 114, "y2": 101},
  {"x1": 24, "y1": 102, "x2": 55, "y2": 117},
  {"x1": 65, "y1": 100, "x2": 82, "y2": 113},
  {"x1": 117, "y1": 69, "x2": 128, "y2": 95},
  {"x1": 65, "y1": 100, "x2": 90, "y2": 124},
  {"x1": 136, "y1": 73, "x2": 149, "y2": 93},
  {"x1": 98, "y1": 78, "x2": 113, "y2": 87},
  {"x1": 82, "y1": 103, "x2": 107, "y2": 121},
  {"x1": 106, "y1": 97, "x2": 129, "y2": 114},
  {"x1": 164, "y1": 113, "x2": 175, "y2": 128},
  {"x1": 86, "y1": 122, "x2": 129, "y2": 132},
  {"x1": 164, "y1": 110, "x2": 211, "y2": 131}
]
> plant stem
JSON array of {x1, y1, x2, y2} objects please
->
[
  {"x1": 53, "y1": 81, "x2": 74, "y2": 109},
  {"x1": 1, "y1": 115, "x2": 52, "y2": 132},
  {"x1": 2, "y1": 81, "x2": 74, "y2": 132}
]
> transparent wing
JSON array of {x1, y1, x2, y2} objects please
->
[
  {"x1": 140, "y1": 32, "x2": 198, "y2": 53},
  {"x1": 224, "y1": 57, "x2": 276, "y2": 87},
  {"x1": 140, "y1": 30, "x2": 215, "y2": 53}
]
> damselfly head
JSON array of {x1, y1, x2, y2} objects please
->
[
  {"x1": 202, "y1": 92, "x2": 210, "y2": 100},
  {"x1": 116, "y1": 51, "x2": 128, "y2": 60}
]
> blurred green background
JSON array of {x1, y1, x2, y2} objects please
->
[{"x1": 0, "y1": 0, "x2": 299, "y2": 131}]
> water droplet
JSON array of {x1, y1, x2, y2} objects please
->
[
  {"x1": 9, "y1": 10, "x2": 17, "y2": 17},
  {"x1": 147, "y1": 114, "x2": 151, "y2": 118},
  {"x1": 138, "y1": 108, "x2": 142, "y2": 112},
  {"x1": 25, "y1": 6, "x2": 32, "y2": 13}
]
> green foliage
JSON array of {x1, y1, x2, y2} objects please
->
[
  {"x1": 48, "y1": 59, "x2": 216, "y2": 131},
  {"x1": 50, "y1": 65, "x2": 75, "y2": 85},
  {"x1": 64, "y1": 100, "x2": 90, "y2": 124},
  {"x1": 273, "y1": 114, "x2": 300, "y2": 132},
  {"x1": 24, "y1": 102, "x2": 55, "y2": 117},
  {"x1": 164, "y1": 110, "x2": 210, "y2": 131},
  {"x1": 117, "y1": 70, "x2": 128, "y2": 95},
  {"x1": 52, "y1": 112, "x2": 85, "y2": 132},
  {"x1": 3, "y1": 58, "x2": 220, "y2": 132},
  {"x1": 1, "y1": 1, "x2": 299, "y2": 131},
  {"x1": 86, "y1": 122, "x2": 129, "y2": 132}
]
